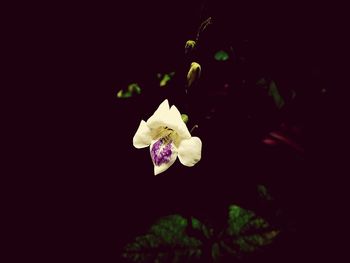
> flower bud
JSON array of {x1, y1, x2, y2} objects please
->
[
  {"x1": 185, "y1": 40, "x2": 196, "y2": 54},
  {"x1": 187, "y1": 62, "x2": 201, "y2": 87}
]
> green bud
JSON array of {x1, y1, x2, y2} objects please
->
[
  {"x1": 159, "y1": 72, "x2": 175, "y2": 87},
  {"x1": 181, "y1": 114, "x2": 189, "y2": 124}
]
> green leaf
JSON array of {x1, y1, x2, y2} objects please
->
[
  {"x1": 123, "y1": 215, "x2": 202, "y2": 263},
  {"x1": 214, "y1": 50, "x2": 229, "y2": 61},
  {"x1": 123, "y1": 206, "x2": 279, "y2": 262},
  {"x1": 189, "y1": 216, "x2": 214, "y2": 240},
  {"x1": 158, "y1": 72, "x2": 175, "y2": 87},
  {"x1": 268, "y1": 81, "x2": 285, "y2": 109},
  {"x1": 191, "y1": 217, "x2": 201, "y2": 230},
  {"x1": 117, "y1": 83, "x2": 141, "y2": 99},
  {"x1": 227, "y1": 205, "x2": 254, "y2": 236},
  {"x1": 224, "y1": 205, "x2": 279, "y2": 254},
  {"x1": 128, "y1": 83, "x2": 142, "y2": 94},
  {"x1": 117, "y1": 89, "x2": 132, "y2": 98}
]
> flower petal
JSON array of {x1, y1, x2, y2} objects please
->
[
  {"x1": 178, "y1": 137, "x2": 202, "y2": 167},
  {"x1": 166, "y1": 105, "x2": 191, "y2": 139},
  {"x1": 146, "y1": 99, "x2": 170, "y2": 128},
  {"x1": 150, "y1": 139, "x2": 178, "y2": 175},
  {"x1": 133, "y1": 120, "x2": 152, "y2": 148},
  {"x1": 146, "y1": 101, "x2": 191, "y2": 140}
]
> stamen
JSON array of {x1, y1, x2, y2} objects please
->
[
  {"x1": 161, "y1": 134, "x2": 172, "y2": 144},
  {"x1": 156, "y1": 127, "x2": 175, "y2": 142},
  {"x1": 190, "y1": 125, "x2": 199, "y2": 133}
]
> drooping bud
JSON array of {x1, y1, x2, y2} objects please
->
[{"x1": 187, "y1": 62, "x2": 201, "y2": 87}]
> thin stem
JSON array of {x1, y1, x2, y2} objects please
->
[
  {"x1": 195, "y1": 17, "x2": 212, "y2": 43},
  {"x1": 190, "y1": 125, "x2": 199, "y2": 133}
]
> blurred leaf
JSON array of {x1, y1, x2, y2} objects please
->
[
  {"x1": 268, "y1": 131, "x2": 305, "y2": 154},
  {"x1": 123, "y1": 215, "x2": 202, "y2": 263},
  {"x1": 291, "y1": 89, "x2": 297, "y2": 100},
  {"x1": 158, "y1": 72, "x2": 175, "y2": 87},
  {"x1": 224, "y1": 205, "x2": 279, "y2": 254},
  {"x1": 227, "y1": 205, "x2": 254, "y2": 236},
  {"x1": 117, "y1": 83, "x2": 141, "y2": 99},
  {"x1": 189, "y1": 217, "x2": 214, "y2": 240},
  {"x1": 256, "y1": 78, "x2": 267, "y2": 86},
  {"x1": 262, "y1": 137, "x2": 278, "y2": 145},
  {"x1": 214, "y1": 50, "x2": 229, "y2": 61},
  {"x1": 268, "y1": 81, "x2": 285, "y2": 109},
  {"x1": 257, "y1": 184, "x2": 273, "y2": 201},
  {"x1": 211, "y1": 242, "x2": 221, "y2": 261},
  {"x1": 191, "y1": 217, "x2": 201, "y2": 230},
  {"x1": 257, "y1": 79, "x2": 285, "y2": 109}
]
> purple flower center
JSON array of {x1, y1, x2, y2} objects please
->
[{"x1": 150, "y1": 139, "x2": 173, "y2": 166}]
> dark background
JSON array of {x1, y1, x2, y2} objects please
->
[{"x1": 14, "y1": 1, "x2": 341, "y2": 262}]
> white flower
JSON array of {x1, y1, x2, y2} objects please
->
[{"x1": 133, "y1": 99, "x2": 202, "y2": 175}]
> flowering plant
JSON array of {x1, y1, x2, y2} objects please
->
[{"x1": 133, "y1": 99, "x2": 202, "y2": 175}]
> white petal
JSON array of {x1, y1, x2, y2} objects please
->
[
  {"x1": 166, "y1": 105, "x2": 191, "y2": 139},
  {"x1": 146, "y1": 99, "x2": 170, "y2": 128},
  {"x1": 146, "y1": 100, "x2": 191, "y2": 140},
  {"x1": 153, "y1": 158, "x2": 177, "y2": 175},
  {"x1": 178, "y1": 137, "x2": 202, "y2": 167},
  {"x1": 133, "y1": 120, "x2": 152, "y2": 148},
  {"x1": 150, "y1": 139, "x2": 178, "y2": 175}
]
